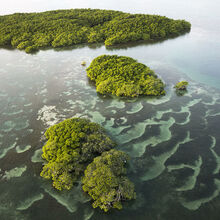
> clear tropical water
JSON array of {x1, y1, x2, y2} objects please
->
[{"x1": 0, "y1": 1, "x2": 220, "y2": 220}]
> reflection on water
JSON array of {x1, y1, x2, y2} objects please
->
[
  {"x1": 1, "y1": 0, "x2": 220, "y2": 88},
  {"x1": 0, "y1": 0, "x2": 220, "y2": 219},
  {"x1": 0, "y1": 46, "x2": 220, "y2": 220}
]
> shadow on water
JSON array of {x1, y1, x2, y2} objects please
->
[
  {"x1": 0, "y1": 31, "x2": 190, "y2": 54},
  {"x1": 106, "y1": 32, "x2": 191, "y2": 51}
]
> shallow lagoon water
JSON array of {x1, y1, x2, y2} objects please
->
[
  {"x1": 0, "y1": 46, "x2": 220, "y2": 220},
  {"x1": 1, "y1": 0, "x2": 220, "y2": 219}
]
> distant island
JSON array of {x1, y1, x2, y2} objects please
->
[
  {"x1": 0, "y1": 9, "x2": 191, "y2": 53},
  {"x1": 86, "y1": 55, "x2": 165, "y2": 97},
  {"x1": 40, "y1": 118, "x2": 136, "y2": 212}
]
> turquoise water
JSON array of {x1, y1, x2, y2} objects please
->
[
  {"x1": 1, "y1": 0, "x2": 220, "y2": 89},
  {"x1": 0, "y1": 1, "x2": 220, "y2": 220}
]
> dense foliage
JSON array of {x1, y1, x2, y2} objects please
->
[
  {"x1": 175, "y1": 81, "x2": 189, "y2": 90},
  {"x1": 40, "y1": 118, "x2": 115, "y2": 190},
  {"x1": 174, "y1": 81, "x2": 189, "y2": 96},
  {"x1": 82, "y1": 149, "x2": 136, "y2": 212},
  {"x1": 0, "y1": 9, "x2": 191, "y2": 53},
  {"x1": 40, "y1": 118, "x2": 136, "y2": 212},
  {"x1": 86, "y1": 55, "x2": 165, "y2": 97}
]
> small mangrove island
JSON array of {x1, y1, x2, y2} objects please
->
[
  {"x1": 175, "y1": 81, "x2": 188, "y2": 90},
  {"x1": 86, "y1": 55, "x2": 165, "y2": 97},
  {"x1": 40, "y1": 118, "x2": 135, "y2": 211},
  {"x1": 174, "y1": 81, "x2": 188, "y2": 96},
  {"x1": 0, "y1": 9, "x2": 191, "y2": 53}
]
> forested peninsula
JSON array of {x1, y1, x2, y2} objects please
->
[
  {"x1": 40, "y1": 118, "x2": 136, "y2": 212},
  {"x1": 87, "y1": 55, "x2": 165, "y2": 97},
  {"x1": 0, "y1": 9, "x2": 191, "y2": 53}
]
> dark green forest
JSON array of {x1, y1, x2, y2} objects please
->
[
  {"x1": 0, "y1": 9, "x2": 191, "y2": 53},
  {"x1": 87, "y1": 55, "x2": 165, "y2": 97},
  {"x1": 40, "y1": 118, "x2": 135, "y2": 211}
]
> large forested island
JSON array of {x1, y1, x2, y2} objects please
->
[
  {"x1": 87, "y1": 55, "x2": 165, "y2": 97},
  {"x1": 40, "y1": 118, "x2": 136, "y2": 212},
  {"x1": 0, "y1": 9, "x2": 191, "y2": 53}
]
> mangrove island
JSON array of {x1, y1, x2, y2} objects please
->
[
  {"x1": 0, "y1": 9, "x2": 191, "y2": 53},
  {"x1": 40, "y1": 118, "x2": 136, "y2": 211},
  {"x1": 86, "y1": 55, "x2": 165, "y2": 97},
  {"x1": 174, "y1": 81, "x2": 189, "y2": 96}
]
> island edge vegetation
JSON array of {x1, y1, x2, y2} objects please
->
[
  {"x1": 0, "y1": 8, "x2": 191, "y2": 53},
  {"x1": 174, "y1": 81, "x2": 189, "y2": 96},
  {"x1": 86, "y1": 55, "x2": 165, "y2": 97},
  {"x1": 40, "y1": 118, "x2": 136, "y2": 212}
]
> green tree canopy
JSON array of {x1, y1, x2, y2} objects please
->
[
  {"x1": 86, "y1": 55, "x2": 165, "y2": 97},
  {"x1": 174, "y1": 81, "x2": 189, "y2": 96},
  {"x1": 82, "y1": 149, "x2": 136, "y2": 212},
  {"x1": 174, "y1": 81, "x2": 189, "y2": 90},
  {"x1": 40, "y1": 118, "x2": 115, "y2": 190},
  {"x1": 0, "y1": 9, "x2": 191, "y2": 53}
]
